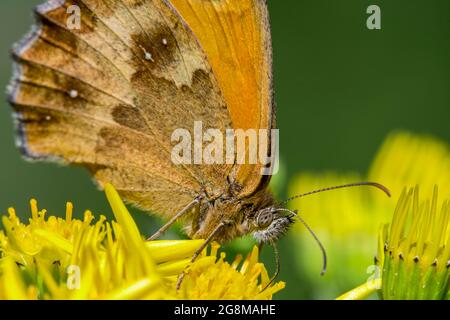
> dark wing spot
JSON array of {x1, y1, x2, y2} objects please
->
[
  {"x1": 112, "y1": 104, "x2": 147, "y2": 131},
  {"x1": 130, "y1": 25, "x2": 178, "y2": 72}
]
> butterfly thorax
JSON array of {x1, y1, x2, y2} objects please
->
[{"x1": 187, "y1": 187, "x2": 292, "y2": 244}]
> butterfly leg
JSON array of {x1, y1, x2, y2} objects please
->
[
  {"x1": 147, "y1": 196, "x2": 202, "y2": 241},
  {"x1": 176, "y1": 221, "x2": 230, "y2": 290},
  {"x1": 260, "y1": 241, "x2": 281, "y2": 293}
]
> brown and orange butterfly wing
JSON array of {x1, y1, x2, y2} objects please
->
[
  {"x1": 9, "y1": 0, "x2": 274, "y2": 222},
  {"x1": 9, "y1": 0, "x2": 233, "y2": 216},
  {"x1": 172, "y1": 0, "x2": 275, "y2": 197}
]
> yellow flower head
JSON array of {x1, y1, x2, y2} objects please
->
[
  {"x1": 0, "y1": 184, "x2": 284, "y2": 300},
  {"x1": 338, "y1": 186, "x2": 450, "y2": 300},
  {"x1": 378, "y1": 186, "x2": 450, "y2": 300},
  {"x1": 177, "y1": 244, "x2": 285, "y2": 299},
  {"x1": 288, "y1": 131, "x2": 450, "y2": 298}
]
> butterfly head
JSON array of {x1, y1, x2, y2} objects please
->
[{"x1": 250, "y1": 207, "x2": 295, "y2": 244}]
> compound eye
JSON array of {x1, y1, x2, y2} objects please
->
[{"x1": 256, "y1": 210, "x2": 274, "y2": 229}]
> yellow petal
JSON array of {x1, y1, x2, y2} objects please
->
[
  {"x1": 1, "y1": 258, "x2": 29, "y2": 300},
  {"x1": 33, "y1": 229, "x2": 73, "y2": 254},
  {"x1": 106, "y1": 277, "x2": 162, "y2": 300},
  {"x1": 145, "y1": 240, "x2": 204, "y2": 263}
]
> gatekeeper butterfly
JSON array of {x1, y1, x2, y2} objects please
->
[{"x1": 8, "y1": 0, "x2": 390, "y2": 285}]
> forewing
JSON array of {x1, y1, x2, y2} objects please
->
[
  {"x1": 170, "y1": 0, "x2": 275, "y2": 196},
  {"x1": 8, "y1": 0, "x2": 233, "y2": 217}
]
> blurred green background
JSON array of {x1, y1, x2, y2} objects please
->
[{"x1": 0, "y1": 1, "x2": 448, "y2": 299}]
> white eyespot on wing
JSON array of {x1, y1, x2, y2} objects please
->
[
  {"x1": 138, "y1": 44, "x2": 154, "y2": 62},
  {"x1": 69, "y1": 89, "x2": 78, "y2": 98},
  {"x1": 144, "y1": 51, "x2": 154, "y2": 62}
]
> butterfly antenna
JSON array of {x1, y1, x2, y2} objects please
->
[
  {"x1": 283, "y1": 181, "x2": 391, "y2": 204},
  {"x1": 274, "y1": 208, "x2": 327, "y2": 276}
]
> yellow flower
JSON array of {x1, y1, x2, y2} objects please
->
[
  {"x1": 0, "y1": 184, "x2": 284, "y2": 300},
  {"x1": 337, "y1": 186, "x2": 450, "y2": 300},
  {"x1": 177, "y1": 244, "x2": 285, "y2": 299},
  {"x1": 378, "y1": 186, "x2": 449, "y2": 299},
  {"x1": 288, "y1": 131, "x2": 450, "y2": 298},
  {"x1": 369, "y1": 132, "x2": 450, "y2": 201}
]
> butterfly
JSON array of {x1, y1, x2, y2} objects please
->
[{"x1": 8, "y1": 0, "x2": 390, "y2": 286}]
